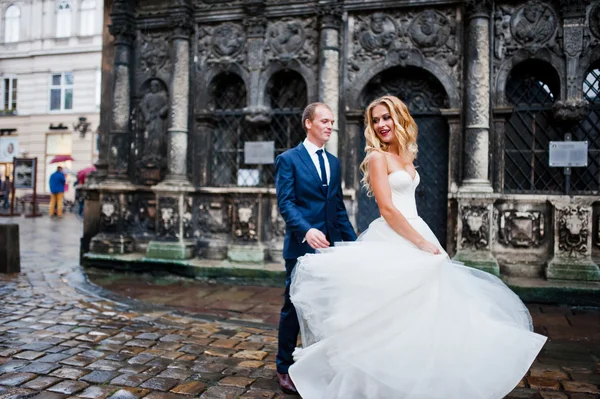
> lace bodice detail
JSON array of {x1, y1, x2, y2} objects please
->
[{"x1": 388, "y1": 170, "x2": 420, "y2": 219}]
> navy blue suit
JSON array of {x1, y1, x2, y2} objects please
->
[{"x1": 275, "y1": 142, "x2": 357, "y2": 373}]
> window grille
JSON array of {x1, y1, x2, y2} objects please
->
[{"x1": 504, "y1": 62, "x2": 562, "y2": 193}]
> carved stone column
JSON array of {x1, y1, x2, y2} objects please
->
[
  {"x1": 547, "y1": 199, "x2": 600, "y2": 281},
  {"x1": 243, "y1": 1, "x2": 270, "y2": 124},
  {"x1": 104, "y1": 0, "x2": 134, "y2": 184},
  {"x1": 156, "y1": 10, "x2": 194, "y2": 188},
  {"x1": 146, "y1": 3, "x2": 196, "y2": 260},
  {"x1": 318, "y1": 3, "x2": 342, "y2": 156},
  {"x1": 453, "y1": 198, "x2": 500, "y2": 276},
  {"x1": 460, "y1": 1, "x2": 493, "y2": 193}
]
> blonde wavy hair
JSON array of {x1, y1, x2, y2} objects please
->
[{"x1": 359, "y1": 95, "x2": 418, "y2": 196}]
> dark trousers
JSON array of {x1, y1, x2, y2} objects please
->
[{"x1": 276, "y1": 258, "x2": 299, "y2": 374}]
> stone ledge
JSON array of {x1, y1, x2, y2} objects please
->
[
  {"x1": 82, "y1": 252, "x2": 285, "y2": 282},
  {"x1": 505, "y1": 276, "x2": 600, "y2": 307}
]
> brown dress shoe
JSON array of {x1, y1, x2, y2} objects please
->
[{"x1": 277, "y1": 372, "x2": 299, "y2": 395}]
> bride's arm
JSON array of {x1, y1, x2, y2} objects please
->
[{"x1": 369, "y1": 152, "x2": 440, "y2": 254}]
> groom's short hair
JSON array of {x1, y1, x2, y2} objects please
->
[{"x1": 302, "y1": 102, "x2": 331, "y2": 132}]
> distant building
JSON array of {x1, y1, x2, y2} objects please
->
[
  {"x1": 84, "y1": 0, "x2": 600, "y2": 285},
  {"x1": 0, "y1": 0, "x2": 103, "y2": 200}
]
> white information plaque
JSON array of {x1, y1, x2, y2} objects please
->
[
  {"x1": 549, "y1": 141, "x2": 588, "y2": 167},
  {"x1": 244, "y1": 141, "x2": 275, "y2": 165}
]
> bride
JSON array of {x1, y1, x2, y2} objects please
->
[{"x1": 288, "y1": 95, "x2": 547, "y2": 399}]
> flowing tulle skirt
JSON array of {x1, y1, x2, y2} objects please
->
[{"x1": 289, "y1": 217, "x2": 547, "y2": 399}]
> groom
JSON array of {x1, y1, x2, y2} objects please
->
[{"x1": 275, "y1": 102, "x2": 357, "y2": 394}]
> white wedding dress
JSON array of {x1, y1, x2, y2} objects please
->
[{"x1": 289, "y1": 170, "x2": 547, "y2": 399}]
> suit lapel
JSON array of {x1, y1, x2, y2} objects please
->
[
  {"x1": 326, "y1": 151, "x2": 337, "y2": 198},
  {"x1": 296, "y1": 143, "x2": 327, "y2": 197}
]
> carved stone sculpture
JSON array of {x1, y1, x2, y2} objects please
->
[
  {"x1": 409, "y1": 10, "x2": 451, "y2": 50},
  {"x1": 140, "y1": 33, "x2": 171, "y2": 76},
  {"x1": 510, "y1": 1, "x2": 557, "y2": 47},
  {"x1": 358, "y1": 13, "x2": 396, "y2": 55},
  {"x1": 234, "y1": 205, "x2": 257, "y2": 241},
  {"x1": 158, "y1": 197, "x2": 179, "y2": 239},
  {"x1": 558, "y1": 206, "x2": 589, "y2": 257},
  {"x1": 499, "y1": 211, "x2": 544, "y2": 248},
  {"x1": 460, "y1": 206, "x2": 490, "y2": 250},
  {"x1": 100, "y1": 196, "x2": 120, "y2": 229},
  {"x1": 213, "y1": 24, "x2": 245, "y2": 57},
  {"x1": 589, "y1": 3, "x2": 600, "y2": 39},
  {"x1": 267, "y1": 21, "x2": 305, "y2": 57},
  {"x1": 139, "y1": 79, "x2": 169, "y2": 169}
]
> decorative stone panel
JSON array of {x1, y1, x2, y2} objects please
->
[
  {"x1": 348, "y1": 7, "x2": 460, "y2": 84},
  {"x1": 232, "y1": 198, "x2": 259, "y2": 242},
  {"x1": 460, "y1": 205, "x2": 490, "y2": 251},
  {"x1": 499, "y1": 210, "x2": 544, "y2": 248},
  {"x1": 157, "y1": 196, "x2": 180, "y2": 240},
  {"x1": 197, "y1": 22, "x2": 247, "y2": 66}
]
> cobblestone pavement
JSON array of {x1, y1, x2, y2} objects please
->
[{"x1": 1, "y1": 215, "x2": 599, "y2": 399}]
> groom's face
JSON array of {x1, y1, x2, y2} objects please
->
[{"x1": 305, "y1": 106, "x2": 334, "y2": 148}]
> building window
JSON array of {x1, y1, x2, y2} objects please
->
[
  {"x1": 504, "y1": 60, "x2": 561, "y2": 193},
  {"x1": 80, "y1": 0, "x2": 95, "y2": 36},
  {"x1": 56, "y1": 0, "x2": 72, "y2": 38},
  {"x1": 49, "y1": 73, "x2": 74, "y2": 111},
  {"x1": 4, "y1": 5, "x2": 20, "y2": 43},
  {"x1": 45, "y1": 133, "x2": 72, "y2": 193},
  {"x1": 2, "y1": 78, "x2": 17, "y2": 112}
]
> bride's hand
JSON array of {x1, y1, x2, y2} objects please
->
[{"x1": 417, "y1": 240, "x2": 441, "y2": 255}]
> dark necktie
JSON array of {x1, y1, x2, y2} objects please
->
[{"x1": 316, "y1": 149, "x2": 328, "y2": 187}]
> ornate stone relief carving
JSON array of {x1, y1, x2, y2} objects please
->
[
  {"x1": 494, "y1": 2, "x2": 559, "y2": 61},
  {"x1": 139, "y1": 32, "x2": 171, "y2": 77},
  {"x1": 499, "y1": 210, "x2": 545, "y2": 248},
  {"x1": 100, "y1": 195, "x2": 120, "y2": 229},
  {"x1": 138, "y1": 79, "x2": 169, "y2": 174},
  {"x1": 233, "y1": 200, "x2": 258, "y2": 241},
  {"x1": 460, "y1": 206, "x2": 490, "y2": 250},
  {"x1": 158, "y1": 197, "x2": 179, "y2": 239},
  {"x1": 588, "y1": 3, "x2": 600, "y2": 40},
  {"x1": 270, "y1": 203, "x2": 286, "y2": 238},
  {"x1": 182, "y1": 197, "x2": 193, "y2": 239},
  {"x1": 349, "y1": 8, "x2": 459, "y2": 82},
  {"x1": 137, "y1": 195, "x2": 157, "y2": 234},
  {"x1": 197, "y1": 199, "x2": 230, "y2": 236},
  {"x1": 264, "y1": 18, "x2": 317, "y2": 66},
  {"x1": 557, "y1": 206, "x2": 589, "y2": 256},
  {"x1": 197, "y1": 23, "x2": 246, "y2": 66}
]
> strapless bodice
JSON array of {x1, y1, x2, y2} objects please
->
[{"x1": 388, "y1": 170, "x2": 420, "y2": 219}]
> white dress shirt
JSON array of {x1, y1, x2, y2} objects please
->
[{"x1": 303, "y1": 138, "x2": 331, "y2": 185}]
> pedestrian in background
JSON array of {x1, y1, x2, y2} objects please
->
[
  {"x1": 49, "y1": 166, "x2": 66, "y2": 217},
  {"x1": 1, "y1": 176, "x2": 11, "y2": 209}
]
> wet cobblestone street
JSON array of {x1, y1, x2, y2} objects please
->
[{"x1": 0, "y1": 215, "x2": 599, "y2": 398}]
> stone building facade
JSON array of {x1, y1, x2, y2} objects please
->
[
  {"x1": 0, "y1": 0, "x2": 103, "y2": 199},
  {"x1": 83, "y1": 0, "x2": 600, "y2": 283}
]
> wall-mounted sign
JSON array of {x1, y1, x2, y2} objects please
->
[
  {"x1": 0, "y1": 137, "x2": 18, "y2": 163},
  {"x1": 549, "y1": 141, "x2": 588, "y2": 167},
  {"x1": 13, "y1": 158, "x2": 36, "y2": 189},
  {"x1": 244, "y1": 141, "x2": 275, "y2": 165}
]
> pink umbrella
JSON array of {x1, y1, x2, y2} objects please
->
[
  {"x1": 77, "y1": 166, "x2": 96, "y2": 184},
  {"x1": 50, "y1": 154, "x2": 74, "y2": 163}
]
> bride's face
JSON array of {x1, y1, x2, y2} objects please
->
[{"x1": 371, "y1": 104, "x2": 396, "y2": 145}]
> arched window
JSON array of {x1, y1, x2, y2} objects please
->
[
  {"x1": 504, "y1": 60, "x2": 562, "y2": 193},
  {"x1": 211, "y1": 73, "x2": 247, "y2": 186},
  {"x1": 4, "y1": 5, "x2": 20, "y2": 43},
  {"x1": 265, "y1": 70, "x2": 307, "y2": 184},
  {"x1": 80, "y1": 0, "x2": 95, "y2": 36},
  {"x1": 56, "y1": 0, "x2": 72, "y2": 38},
  {"x1": 571, "y1": 66, "x2": 600, "y2": 193}
]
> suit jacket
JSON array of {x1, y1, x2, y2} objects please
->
[{"x1": 275, "y1": 143, "x2": 357, "y2": 260}]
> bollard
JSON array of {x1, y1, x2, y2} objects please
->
[{"x1": 0, "y1": 224, "x2": 20, "y2": 273}]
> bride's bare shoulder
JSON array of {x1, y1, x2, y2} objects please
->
[{"x1": 367, "y1": 151, "x2": 387, "y2": 172}]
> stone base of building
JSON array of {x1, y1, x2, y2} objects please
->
[
  {"x1": 90, "y1": 233, "x2": 134, "y2": 255},
  {"x1": 453, "y1": 250, "x2": 500, "y2": 276},
  {"x1": 227, "y1": 244, "x2": 266, "y2": 263},
  {"x1": 146, "y1": 240, "x2": 196, "y2": 260},
  {"x1": 546, "y1": 259, "x2": 600, "y2": 281}
]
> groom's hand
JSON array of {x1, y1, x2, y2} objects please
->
[{"x1": 305, "y1": 228, "x2": 330, "y2": 249}]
